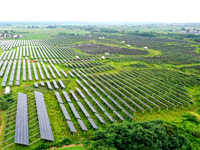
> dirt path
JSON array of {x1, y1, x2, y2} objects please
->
[
  {"x1": 0, "y1": 113, "x2": 5, "y2": 149},
  {"x1": 50, "y1": 144, "x2": 84, "y2": 149},
  {"x1": 0, "y1": 113, "x2": 5, "y2": 137}
]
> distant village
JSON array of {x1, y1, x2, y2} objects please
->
[
  {"x1": 177, "y1": 28, "x2": 200, "y2": 34},
  {"x1": 0, "y1": 32, "x2": 23, "y2": 39}
]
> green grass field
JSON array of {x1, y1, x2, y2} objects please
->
[{"x1": 0, "y1": 23, "x2": 200, "y2": 150}]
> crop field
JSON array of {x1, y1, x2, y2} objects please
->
[{"x1": 0, "y1": 24, "x2": 200, "y2": 150}]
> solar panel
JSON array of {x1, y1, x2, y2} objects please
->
[
  {"x1": 32, "y1": 63, "x2": 39, "y2": 80},
  {"x1": 114, "y1": 111, "x2": 125, "y2": 121},
  {"x1": 100, "y1": 97, "x2": 116, "y2": 111},
  {"x1": 16, "y1": 80, "x2": 20, "y2": 86},
  {"x1": 53, "y1": 66, "x2": 61, "y2": 77},
  {"x1": 84, "y1": 98, "x2": 97, "y2": 113},
  {"x1": 92, "y1": 98, "x2": 106, "y2": 112},
  {"x1": 41, "y1": 81, "x2": 45, "y2": 87},
  {"x1": 41, "y1": 62, "x2": 51, "y2": 79},
  {"x1": 37, "y1": 62, "x2": 45, "y2": 79},
  {"x1": 68, "y1": 71, "x2": 74, "y2": 78},
  {"x1": 35, "y1": 91, "x2": 54, "y2": 141},
  {"x1": 95, "y1": 113, "x2": 106, "y2": 124},
  {"x1": 22, "y1": 59, "x2": 26, "y2": 81},
  {"x1": 48, "y1": 66, "x2": 56, "y2": 79},
  {"x1": 15, "y1": 92, "x2": 29, "y2": 145},
  {"x1": 62, "y1": 91, "x2": 71, "y2": 102},
  {"x1": 34, "y1": 82, "x2": 38, "y2": 88},
  {"x1": 58, "y1": 80, "x2": 65, "y2": 89},
  {"x1": 59, "y1": 104, "x2": 71, "y2": 120},
  {"x1": 88, "y1": 118, "x2": 98, "y2": 129},
  {"x1": 55, "y1": 91, "x2": 63, "y2": 103},
  {"x1": 77, "y1": 102, "x2": 90, "y2": 117},
  {"x1": 68, "y1": 103, "x2": 81, "y2": 119},
  {"x1": 60, "y1": 69, "x2": 68, "y2": 78},
  {"x1": 52, "y1": 80, "x2": 59, "y2": 89},
  {"x1": 67, "y1": 121, "x2": 77, "y2": 133},
  {"x1": 76, "y1": 88, "x2": 86, "y2": 99},
  {"x1": 70, "y1": 90, "x2": 79, "y2": 101},
  {"x1": 27, "y1": 60, "x2": 32, "y2": 81},
  {"x1": 77, "y1": 119, "x2": 88, "y2": 131},
  {"x1": 0, "y1": 60, "x2": 8, "y2": 77},
  {"x1": 105, "y1": 112, "x2": 115, "y2": 122},
  {"x1": 107, "y1": 96, "x2": 123, "y2": 110},
  {"x1": 46, "y1": 81, "x2": 53, "y2": 90},
  {"x1": 123, "y1": 110, "x2": 135, "y2": 119}
]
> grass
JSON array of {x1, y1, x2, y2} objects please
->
[
  {"x1": 58, "y1": 146, "x2": 85, "y2": 150},
  {"x1": 1, "y1": 25, "x2": 200, "y2": 149}
]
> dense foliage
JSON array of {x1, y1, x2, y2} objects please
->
[
  {"x1": 0, "y1": 94, "x2": 13, "y2": 111},
  {"x1": 89, "y1": 120, "x2": 192, "y2": 150}
]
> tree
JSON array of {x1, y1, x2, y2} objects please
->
[
  {"x1": 4, "y1": 30, "x2": 8, "y2": 34},
  {"x1": 91, "y1": 120, "x2": 192, "y2": 150},
  {"x1": 181, "y1": 27, "x2": 186, "y2": 31}
]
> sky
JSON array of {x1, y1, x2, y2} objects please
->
[{"x1": 1, "y1": 0, "x2": 200, "y2": 23}]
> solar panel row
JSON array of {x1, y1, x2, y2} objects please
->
[
  {"x1": 8, "y1": 60, "x2": 17, "y2": 86},
  {"x1": 58, "y1": 80, "x2": 65, "y2": 89},
  {"x1": 22, "y1": 59, "x2": 26, "y2": 81},
  {"x1": 48, "y1": 65, "x2": 56, "y2": 79},
  {"x1": 1, "y1": 60, "x2": 12, "y2": 86},
  {"x1": 16, "y1": 60, "x2": 21, "y2": 86},
  {"x1": 41, "y1": 61, "x2": 50, "y2": 79},
  {"x1": 15, "y1": 92, "x2": 29, "y2": 145},
  {"x1": 37, "y1": 62, "x2": 45, "y2": 80},
  {"x1": 60, "y1": 69, "x2": 68, "y2": 78},
  {"x1": 35, "y1": 91, "x2": 54, "y2": 141},
  {"x1": 27, "y1": 60, "x2": 32, "y2": 81},
  {"x1": 52, "y1": 80, "x2": 59, "y2": 90},
  {"x1": 32, "y1": 63, "x2": 39, "y2": 80}
]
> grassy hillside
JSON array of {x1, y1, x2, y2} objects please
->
[{"x1": 0, "y1": 24, "x2": 200, "y2": 150}]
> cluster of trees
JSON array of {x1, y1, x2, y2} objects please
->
[
  {"x1": 127, "y1": 31, "x2": 160, "y2": 37},
  {"x1": 46, "y1": 25, "x2": 57, "y2": 28},
  {"x1": 0, "y1": 94, "x2": 13, "y2": 111},
  {"x1": 88, "y1": 119, "x2": 193, "y2": 150},
  {"x1": 27, "y1": 25, "x2": 39, "y2": 28}
]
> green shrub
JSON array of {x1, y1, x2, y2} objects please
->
[
  {"x1": 182, "y1": 113, "x2": 199, "y2": 124},
  {"x1": 196, "y1": 108, "x2": 200, "y2": 115},
  {"x1": 91, "y1": 120, "x2": 192, "y2": 150},
  {"x1": 62, "y1": 137, "x2": 72, "y2": 145},
  {"x1": 57, "y1": 142, "x2": 63, "y2": 147},
  {"x1": 0, "y1": 100, "x2": 9, "y2": 110}
]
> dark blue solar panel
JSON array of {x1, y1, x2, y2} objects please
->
[
  {"x1": 62, "y1": 91, "x2": 71, "y2": 102},
  {"x1": 67, "y1": 121, "x2": 77, "y2": 133},
  {"x1": 59, "y1": 104, "x2": 71, "y2": 120},
  {"x1": 55, "y1": 91, "x2": 63, "y2": 103},
  {"x1": 15, "y1": 92, "x2": 29, "y2": 145},
  {"x1": 68, "y1": 103, "x2": 81, "y2": 119},
  {"x1": 35, "y1": 91, "x2": 54, "y2": 141}
]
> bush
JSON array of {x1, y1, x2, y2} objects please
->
[
  {"x1": 62, "y1": 137, "x2": 72, "y2": 145},
  {"x1": 91, "y1": 120, "x2": 192, "y2": 150},
  {"x1": 182, "y1": 113, "x2": 199, "y2": 124},
  {"x1": 196, "y1": 108, "x2": 200, "y2": 115},
  {"x1": 0, "y1": 100, "x2": 9, "y2": 110}
]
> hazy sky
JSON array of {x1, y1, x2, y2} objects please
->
[{"x1": 1, "y1": 0, "x2": 200, "y2": 23}]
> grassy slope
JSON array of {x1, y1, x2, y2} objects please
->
[{"x1": 0, "y1": 26, "x2": 200, "y2": 149}]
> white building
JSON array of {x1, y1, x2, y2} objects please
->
[
  {"x1": 101, "y1": 56, "x2": 106, "y2": 60},
  {"x1": 4, "y1": 87, "x2": 11, "y2": 94}
]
